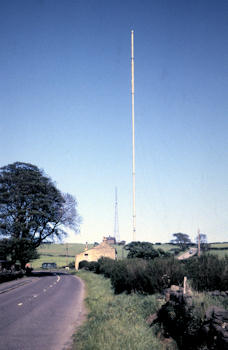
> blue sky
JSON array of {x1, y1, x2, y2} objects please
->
[{"x1": 0, "y1": 0, "x2": 227, "y2": 243}]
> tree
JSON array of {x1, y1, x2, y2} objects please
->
[
  {"x1": 195, "y1": 233, "x2": 209, "y2": 251},
  {"x1": 0, "y1": 162, "x2": 81, "y2": 268},
  {"x1": 124, "y1": 241, "x2": 162, "y2": 260},
  {"x1": 170, "y1": 233, "x2": 191, "y2": 250}
]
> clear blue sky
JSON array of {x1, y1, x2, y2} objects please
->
[{"x1": 0, "y1": 0, "x2": 227, "y2": 243}]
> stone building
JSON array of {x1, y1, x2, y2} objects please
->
[
  {"x1": 105, "y1": 235, "x2": 116, "y2": 245},
  {"x1": 75, "y1": 237, "x2": 116, "y2": 270}
]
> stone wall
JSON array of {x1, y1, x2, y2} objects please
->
[{"x1": 155, "y1": 287, "x2": 228, "y2": 349}]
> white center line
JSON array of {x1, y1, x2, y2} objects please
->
[{"x1": 18, "y1": 303, "x2": 23, "y2": 306}]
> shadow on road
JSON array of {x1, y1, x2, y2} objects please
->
[{"x1": 29, "y1": 270, "x2": 71, "y2": 277}]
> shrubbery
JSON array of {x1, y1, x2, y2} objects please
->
[
  {"x1": 184, "y1": 254, "x2": 228, "y2": 291},
  {"x1": 78, "y1": 254, "x2": 228, "y2": 294}
]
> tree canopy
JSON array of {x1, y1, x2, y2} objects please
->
[
  {"x1": 195, "y1": 233, "x2": 209, "y2": 251},
  {"x1": 124, "y1": 241, "x2": 169, "y2": 260},
  {"x1": 0, "y1": 162, "x2": 81, "y2": 267},
  {"x1": 170, "y1": 233, "x2": 191, "y2": 250}
]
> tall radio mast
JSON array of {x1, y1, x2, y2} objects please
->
[
  {"x1": 114, "y1": 187, "x2": 120, "y2": 243},
  {"x1": 131, "y1": 30, "x2": 136, "y2": 241}
]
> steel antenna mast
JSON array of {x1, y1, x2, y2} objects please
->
[
  {"x1": 114, "y1": 187, "x2": 120, "y2": 243},
  {"x1": 131, "y1": 30, "x2": 136, "y2": 241}
]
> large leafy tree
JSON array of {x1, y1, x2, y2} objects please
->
[
  {"x1": 195, "y1": 233, "x2": 209, "y2": 251},
  {"x1": 124, "y1": 241, "x2": 167, "y2": 260},
  {"x1": 170, "y1": 232, "x2": 191, "y2": 250},
  {"x1": 0, "y1": 162, "x2": 81, "y2": 268}
]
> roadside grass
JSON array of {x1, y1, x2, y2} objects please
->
[{"x1": 73, "y1": 270, "x2": 165, "y2": 350}]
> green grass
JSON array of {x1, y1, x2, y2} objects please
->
[
  {"x1": 153, "y1": 244, "x2": 179, "y2": 252},
  {"x1": 73, "y1": 271, "x2": 166, "y2": 350},
  {"x1": 205, "y1": 249, "x2": 228, "y2": 258},
  {"x1": 37, "y1": 242, "x2": 94, "y2": 257},
  {"x1": 30, "y1": 242, "x2": 182, "y2": 268},
  {"x1": 192, "y1": 291, "x2": 228, "y2": 321},
  {"x1": 31, "y1": 243, "x2": 94, "y2": 268},
  {"x1": 210, "y1": 242, "x2": 228, "y2": 248},
  {"x1": 31, "y1": 243, "x2": 129, "y2": 268}
]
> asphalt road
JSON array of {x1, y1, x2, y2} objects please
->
[{"x1": 0, "y1": 272, "x2": 85, "y2": 350}]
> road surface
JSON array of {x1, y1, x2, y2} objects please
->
[
  {"x1": 0, "y1": 272, "x2": 85, "y2": 350},
  {"x1": 177, "y1": 247, "x2": 197, "y2": 260}
]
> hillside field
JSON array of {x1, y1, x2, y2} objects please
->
[{"x1": 30, "y1": 242, "x2": 228, "y2": 269}]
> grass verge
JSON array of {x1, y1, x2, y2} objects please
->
[{"x1": 72, "y1": 270, "x2": 165, "y2": 350}]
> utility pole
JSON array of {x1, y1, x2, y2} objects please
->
[
  {"x1": 114, "y1": 187, "x2": 120, "y2": 243},
  {"x1": 131, "y1": 30, "x2": 136, "y2": 241},
  {"x1": 197, "y1": 228, "x2": 201, "y2": 257}
]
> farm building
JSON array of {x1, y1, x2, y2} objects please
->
[
  {"x1": 75, "y1": 237, "x2": 116, "y2": 270},
  {"x1": 105, "y1": 235, "x2": 116, "y2": 244}
]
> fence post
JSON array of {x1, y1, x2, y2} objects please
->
[{"x1": 184, "y1": 276, "x2": 187, "y2": 294}]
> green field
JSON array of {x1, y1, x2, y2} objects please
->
[
  {"x1": 31, "y1": 243, "x2": 128, "y2": 269},
  {"x1": 31, "y1": 242, "x2": 181, "y2": 268},
  {"x1": 30, "y1": 242, "x2": 228, "y2": 268},
  {"x1": 210, "y1": 242, "x2": 228, "y2": 248},
  {"x1": 206, "y1": 249, "x2": 228, "y2": 258}
]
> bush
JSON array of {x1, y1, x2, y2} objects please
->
[
  {"x1": 110, "y1": 257, "x2": 185, "y2": 295},
  {"x1": 69, "y1": 261, "x2": 75, "y2": 269},
  {"x1": 95, "y1": 257, "x2": 116, "y2": 277},
  {"x1": 184, "y1": 254, "x2": 228, "y2": 291},
  {"x1": 78, "y1": 260, "x2": 90, "y2": 270},
  {"x1": 124, "y1": 241, "x2": 160, "y2": 260}
]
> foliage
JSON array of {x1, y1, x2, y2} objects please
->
[
  {"x1": 73, "y1": 270, "x2": 163, "y2": 350},
  {"x1": 91, "y1": 256, "x2": 185, "y2": 295},
  {"x1": 95, "y1": 257, "x2": 116, "y2": 277},
  {"x1": 184, "y1": 254, "x2": 228, "y2": 291},
  {"x1": 195, "y1": 233, "x2": 209, "y2": 251},
  {"x1": 85, "y1": 252, "x2": 228, "y2": 295},
  {"x1": 0, "y1": 238, "x2": 9, "y2": 259},
  {"x1": 78, "y1": 260, "x2": 99, "y2": 271},
  {"x1": 68, "y1": 261, "x2": 76, "y2": 269},
  {"x1": 124, "y1": 241, "x2": 169, "y2": 260},
  {"x1": 170, "y1": 233, "x2": 192, "y2": 250},
  {"x1": 0, "y1": 162, "x2": 80, "y2": 268}
]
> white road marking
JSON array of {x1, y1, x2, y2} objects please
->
[
  {"x1": 49, "y1": 285, "x2": 53, "y2": 288},
  {"x1": 54, "y1": 282, "x2": 56, "y2": 285},
  {"x1": 33, "y1": 294, "x2": 38, "y2": 298},
  {"x1": 57, "y1": 276, "x2": 60, "y2": 282},
  {"x1": 18, "y1": 303, "x2": 23, "y2": 306},
  {"x1": 43, "y1": 289, "x2": 47, "y2": 292}
]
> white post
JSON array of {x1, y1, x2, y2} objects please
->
[
  {"x1": 184, "y1": 276, "x2": 187, "y2": 294},
  {"x1": 131, "y1": 30, "x2": 136, "y2": 241}
]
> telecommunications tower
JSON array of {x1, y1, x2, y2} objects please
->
[
  {"x1": 131, "y1": 30, "x2": 136, "y2": 241},
  {"x1": 114, "y1": 187, "x2": 120, "y2": 243}
]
